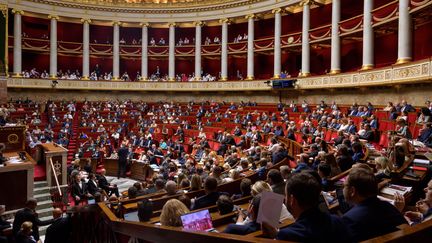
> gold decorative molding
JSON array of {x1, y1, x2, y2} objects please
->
[
  {"x1": 272, "y1": 8, "x2": 283, "y2": 14},
  {"x1": 329, "y1": 69, "x2": 341, "y2": 75},
  {"x1": 80, "y1": 18, "x2": 92, "y2": 24},
  {"x1": 219, "y1": 18, "x2": 231, "y2": 24},
  {"x1": 47, "y1": 14, "x2": 59, "y2": 20},
  {"x1": 112, "y1": 21, "x2": 122, "y2": 26},
  {"x1": 11, "y1": 9, "x2": 24, "y2": 15},
  {"x1": 7, "y1": 79, "x2": 273, "y2": 92},
  {"x1": 168, "y1": 22, "x2": 177, "y2": 27},
  {"x1": 395, "y1": 57, "x2": 412, "y2": 65},
  {"x1": 245, "y1": 14, "x2": 256, "y2": 20},
  {"x1": 297, "y1": 59, "x2": 432, "y2": 89},
  {"x1": 360, "y1": 64, "x2": 374, "y2": 71},
  {"x1": 299, "y1": 0, "x2": 315, "y2": 7},
  {"x1": 0, "y1": 4, "x2": 8, "y2": 17},
  {"x1": 193, "y1": 21, "x2": 205, "y2": 27},
  {"x1": 139, "y1": 22, "x2": 150, "y2": 27}
]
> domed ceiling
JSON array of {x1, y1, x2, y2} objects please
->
[{"x1": 61, "y1": 0, "x2": 241, "y2": 8}]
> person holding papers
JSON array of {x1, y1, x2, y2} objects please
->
[
  {"x1": 262, "y1": 172, "x2": 351, "y2": 242},
  {"x1": 223, "y1": 195, "x2": 261, "y2": 235}
]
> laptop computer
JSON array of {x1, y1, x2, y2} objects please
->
[
  {"x1": 124, "y1": 211, "x2": 140, "y2": 222},
  {"x1": 180, "y1": 209, "x2": 215, "y2": 232}
]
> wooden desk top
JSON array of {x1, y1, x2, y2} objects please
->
[
  {"x1": 1, "y1": 151, "x2": 35, "y2": 170},
  {"x1": 39, "y1": 143, "x2": 68, "y2": 153}
]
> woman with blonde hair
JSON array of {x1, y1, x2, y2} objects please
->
[
  {"x1": 190, "y1": 174, "x2": 202, "y2": 191},
  {"x1": 160, "y1": 199, "x2": 190, "y2": 227},
  {"x1": 374, "y1": 156, "x2": 393, "y2": 181},
  {"x1": 251, "y1": 180, "x2": 272, "y2": 196}
]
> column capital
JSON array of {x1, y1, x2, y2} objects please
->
[
  {"x1": 140, "y1": 22, "x2": 150, "y2": 27},
  {"x1": 112, "y1": 21, "x2": 122, "y2": 26},
  {"x1": 80, "y1": 18, "x2": 92, "y2": 24},
  {"x1": 12, "y1": 9, "x2": 24, "y2": 15},
  {"x1": 193, "y1": 21, "x2": 205, "y2": 27},
  {"x1": 168, "y1": 22, "x2": 177, "y2": 27},
  {"x1": 245, "y1": 14, "x2": 256, "y2": 20},
  {"x1": 272, "y1": 8, "x2": 283, "y2": 14},
  {"x1": 299, "y1": 0, "x2": 315, "y2": 7},
  {"x1": 48, "y1": 15, "x2": 59, "y2": 20},
  {"x1": 219, "y1": 18, "x2": 231, "y2": 24}
]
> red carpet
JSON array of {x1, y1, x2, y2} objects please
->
[{"x1": 34, "y1": 163, "x2": 47, "y2": 181}]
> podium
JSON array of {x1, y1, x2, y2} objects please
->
[{"x1": 39, "y1": 143, "x2": 68, "y2": 187}]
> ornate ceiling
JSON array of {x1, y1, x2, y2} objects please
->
[{"x1": 58, "y1": 0, "x2": 243, "y2": 8}]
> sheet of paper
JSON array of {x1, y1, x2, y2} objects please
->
[{"x1": 256, "y1": 191, "x2": 284, "y2": 228}]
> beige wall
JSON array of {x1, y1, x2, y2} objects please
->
[{"x1": 8, "y1": 84, "x2": 432, "y2": 106}]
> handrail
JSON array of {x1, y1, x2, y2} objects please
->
[{"x1": 49, "y1": 158, "x2": 62, "y2": 196}]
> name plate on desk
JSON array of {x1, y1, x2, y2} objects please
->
[{"x1": 0, "y1": 126, "x2": 26, "y2": 152}]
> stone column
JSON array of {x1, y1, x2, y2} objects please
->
[
  {"x1": 112, "y1": 21, "x2": 120, "y2": 80},
  {"x1": 194, "y1": 21, "x2": 204, "y2": 81},
  {"x1": 245, "y1": 14, "x2": 255, "y2": 80},
  {"x1": 81, "y1": 19, "x2": 91, "y2": 80},
  {"x1": 12, "y1": 9, "x2": 23, "y2": 77},
  {"x1": 362, "y1": 0, "x2": 374, "y2": 70},
  {"x1": 300, "y1": 1, "x2": 311, "y2": 77},
  {"x1": 219, "y1": 18, "x2": 229, "y2": 81},
  {"x1": 396, "y1": 0, "x2": 412, "y2": 64},
  {"x1": 273, "y1": 8, "x2": 282, "y2": 78},
  {"x1": 168, "y1": 23, "x2": 176, "y2": 81},
  {"x1": 48, "y1": 15, "x2": 59, "y2": 79},
  {"x1": 141, "y1": 23, "x2": 149, "y2": 81},
  {"x1": 330, "y1": 0, "x2": 341, "y2": 74}
]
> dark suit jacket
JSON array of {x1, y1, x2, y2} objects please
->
[
  {"x1": 117, "y1": 147, "x2": 129, "y2": 163},
  {"x1": 360, "y1": 130, "x2": 374, "y2": 142},
  {"x1": 223, "y1": 222, "x2": 260, "y2": 235},
  {"x1": 86, "y1": 179, "x2": 100, "y2": 195},
  {"x1": 271, "y1": 182, "x2": 286, "y2": 195},
  {"x1": 192, "y1": 192, "x2": 224, "y2": 210},
  {"x1": 342, "y1": 197, "x2": 407, "y2": 242},
  {"x1": 97, "y1": 175, "x2": 110, "y2": 191},
  {"x1": 71, "y1": 181, "x2": 89, "y2": 199},
  {"x1": 44, "y1": 216, "x2": 72, "y2": 243},
  {"x1": 12, "y1": 208, "x2": 54, "y2": 241},
  {"x1": 277, "y1": 207, "x2": 351, "y2": 242}
]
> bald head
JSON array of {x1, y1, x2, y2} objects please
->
[{"x1": 52, "y1": 208, "x2": 63, "y2": 219}]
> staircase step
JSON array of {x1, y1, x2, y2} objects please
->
[
  {"x1": 36, "y1": 207, "x2": 55, "y2": 218},
  {"x1": 34, "y1": 181, "x2": 48, "y2": 188},
  {"x1": 34, "y1": 186, "x2": 51, "y2": 194},
  {"x1": 36, "y1": 199, "x2": 53, "y2": 210},
  {"x1": 35, "y1": 193, "x2": 51, "y2": 202}
]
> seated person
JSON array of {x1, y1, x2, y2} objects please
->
[
  {"x1": 374, "y1": 156, "x2": 393, "y2": 181},
  {"x1": 231, "y1": 178, "x2": 252, "y2": 200},
  {"x1": 292, "y1": 153, "x2": 311, "y2": 173},
  {"x1": 342, "y1": 168, "x2": 407, "y2": 242},
  {"x1": 71, "y1": 174, "x2": 93, "y2": 205},
  {"x1": 192, "y1": 177, "x2": 225, "y2": 210},
  {"x1": 262, "y1": 172, "x2": 351, "y2": 242},
  {"x1": 217, "y1": 195, "x2": 234, "y2": 215},
  {"x1": 398, "y1": 179, "x2": 432, "y2": 225},
  {"x1": 267, "y1": 169, "x2": 286, "y2": 195},
  {"x1": 317, "y1": 163, "x2": 334, "y2": 192},
  {"x1": 223, "y1": 195, "x2": 261, "y2": 235},
  {"x1": 160, "y1": 199, "x2": 189, "y2": 227},
  {"x1": 137, "y1": 199, "x2": 153, "y2": 222}
]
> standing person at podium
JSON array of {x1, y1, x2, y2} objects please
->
[{"x1": 117, "y1": 143, "x2": 129, "y2": 179}]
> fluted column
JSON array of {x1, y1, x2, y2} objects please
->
[
  {"x1": 48, "y1": 15, "x2": 59, "y2": 79},
  {"x1": 113, "y1": 21, "x2": 120, "y2": 80},
  {"x1": 300, "y1": 1, "x2": 311, "y2": 77},
  {"x1": 362, "y1": 0, "x2": 374, "y2": 70},
  {"x1": 273, "y1": 8, "x2": 282, "y2": 78},
  {"x1": 81, "y1": 18, "x2": 91, "y2": 80},
  {"x1": 194, "y1": 21, "x2": 204, "y2": 81},
  {"x1": 245, "y1": 14, "x2": 255, "y2": 80},
  {"x1": 168, "y1": 23, "x2": 176, "y2": 81},
  {"x1": 219, "y1": 18, "x2": 229, "y2": 81},
  {"x1": 12, "y1": 9, "x2": 23, "y2": 77},
  {"x1": 396, "y1": 0, "x2": 412, "y2": 64},
  {"x1": 141, "y1": 23, "x2": 149, "y2": 81},
  {"x1": 330, "y1": 0, "x2": 341, "y2": 74}
]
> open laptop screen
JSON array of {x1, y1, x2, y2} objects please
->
[{"x1": 181, "y1": 209, "x2": 213, "y2": 231}]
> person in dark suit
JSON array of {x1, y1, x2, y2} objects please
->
[
  {"x1": 71, "y1": 174, "x2": 93, "y2": 205},
  {"x1": 12, "y1": 199, "x2": 55, "y2": 241},
  {"x1": 272, "y1": 146, "x2": 289, "y2": 165},
  {"x1": 87, "y1": 173, "x2": 103, "y2": 196},
  {"x1": 359, "y1": 124, "x2": 374, "y2": 142},
  {"x1": 267, "y1": 169, "x2": 286, "y2": 196},
  {"x1": 44, "y1": 208, "x2": 71, "y2": 243},
  {"x1": 223, "y1": 195, "x2": 261, "y2": 235},
  {"x1": 117, "y1": 144, "x2": 129, "y2": 178},
  {"x1": 262, "y1": 172, "x2": 351, "y2": 242},
  {"x1": 97, "y1": 169, "x2": 120, "y2": 197},
  {"x1": 192, "y1": 177, "x2": 224, "y2": 210},
  {"x1": 342, "y1": 168, "x2": 407, "y2": 242},
  {"x1": 336, "y1": 144, "x2": 354, "y2": 172}
]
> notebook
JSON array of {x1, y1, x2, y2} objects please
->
[
  {"x1": 181, "y1": 209, "x2": 214, "y2": 232},
  {"x1": 124, "y1": 211, "x2": 140, "y2": 222}
]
